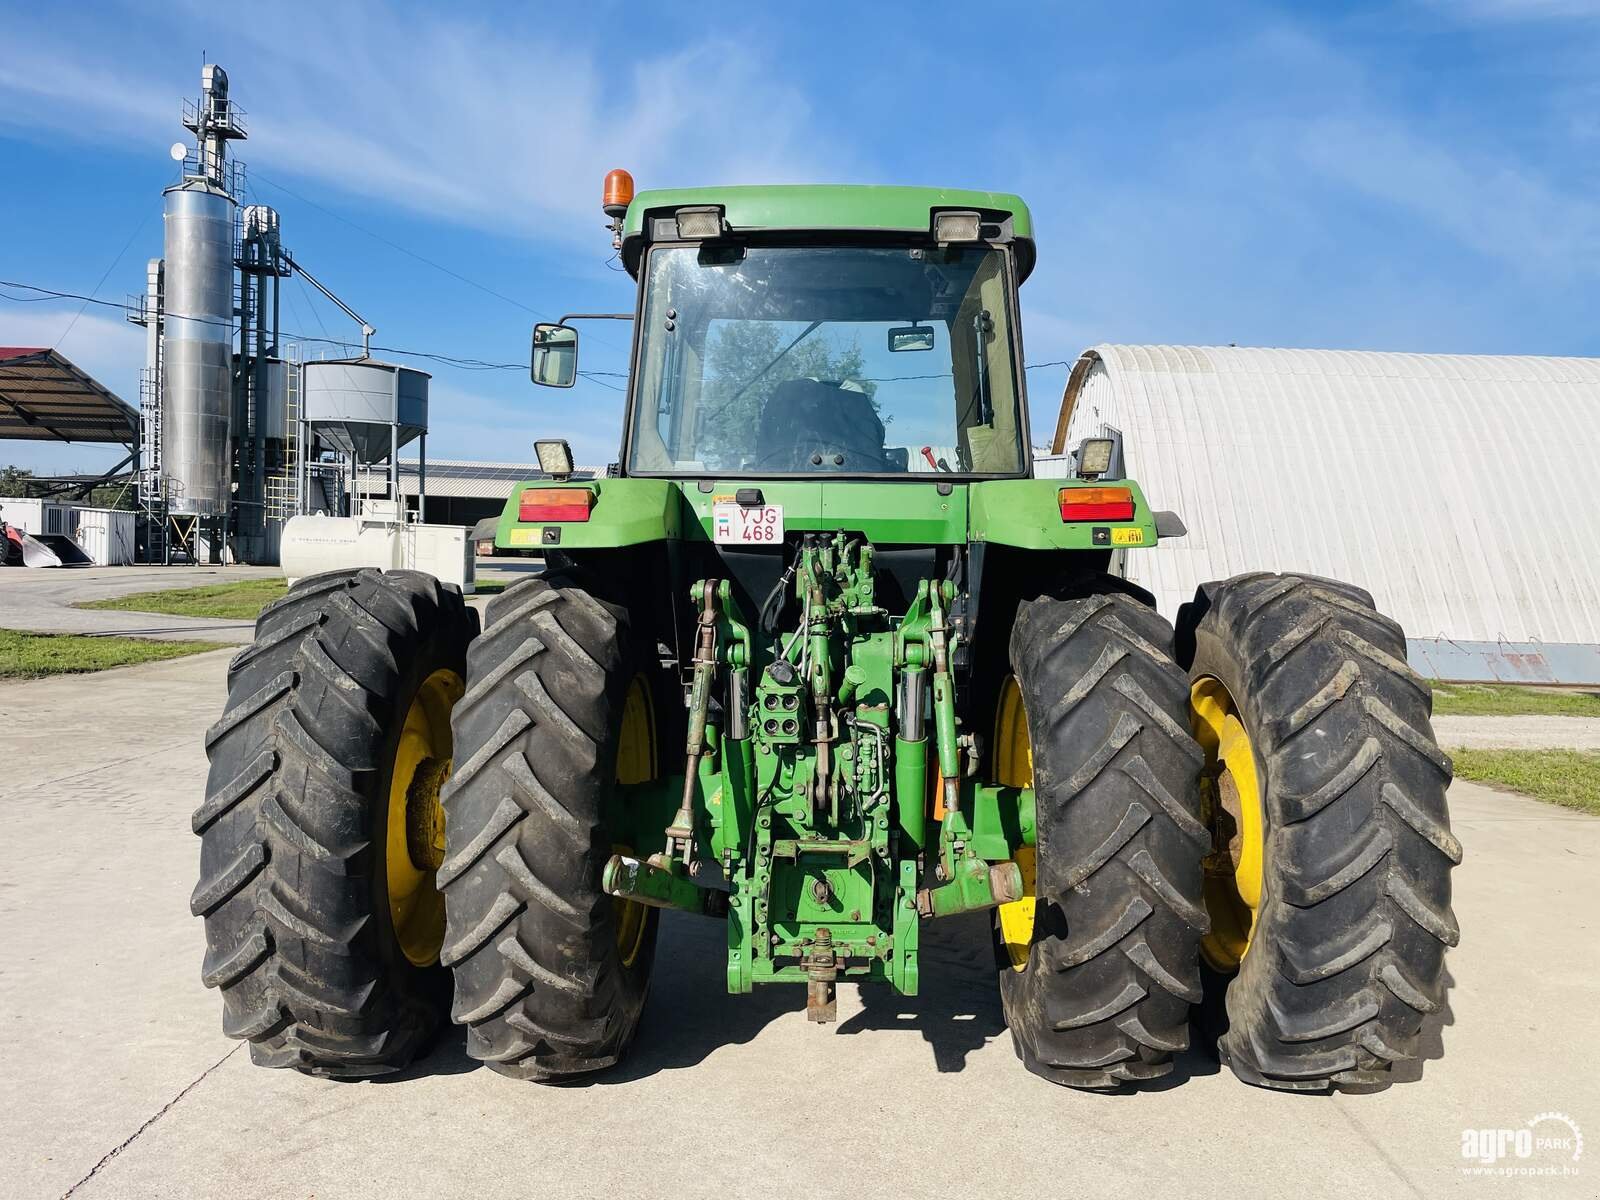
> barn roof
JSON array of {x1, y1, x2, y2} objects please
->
[
  {"x1": 1051, "y1": 344, "x2": 1600, "y2": 675},
  {"x1": 0, "y1": 348, "x2": 139, "y2": 445}
]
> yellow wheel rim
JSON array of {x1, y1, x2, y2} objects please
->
[
  {"x1": 1189, "y1": 676, "x2": 1265, "y2": 972},
  {"x1": 386, "y1": 668, "x2": 464, "y2": 967},
  {"x1": 994, "y1": 676, "x2": 1036, "y2": 971},
  {"x1": 612, "y1": 676, "x2": 655, "y2": 969}
]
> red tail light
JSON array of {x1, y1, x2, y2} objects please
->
[
  {"x1": 1059, "y1": 486, "x2": 1134, "y2": 522},
  {"x1": 519, "y1": 488, "x2": 593, "y2": 522}
]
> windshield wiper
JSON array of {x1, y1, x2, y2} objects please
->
[{"x1": 972, "y1": 309, "x2": 993, "y2": 427}]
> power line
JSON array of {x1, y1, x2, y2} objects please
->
[
  {"x1": 0, "y1": 278, "x2": 595, "y2": 377},
  {"x1": 47, "y1": 210, "x2": 154, "y2": 349},
  {"x1": 2, "y1": 279, "x2": 1079, "y2": 382},
  {"x1": 247, "y1": 171, "x2": 633, "y2": 358}
]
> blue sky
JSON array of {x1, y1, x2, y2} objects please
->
[{"x1": 2, "y1": 0, "x2": 1597, "y2": 476}]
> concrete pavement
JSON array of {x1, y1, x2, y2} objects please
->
[
  {"x1": 0, "y1": 565, "x2": 277, "y2": 644},
  {"x1": 2, "y1": 651, "x2": 1596, "y2": 1199},
  {"x1": 1433, "y1": 713, "x2": 1600, "y2": 751},
  {"x1": 0, "y1": 561, "x2": 535, "y2": 649}
]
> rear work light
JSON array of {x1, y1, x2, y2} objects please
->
[
  {"x1": 1059, "y1": 486, "x2": 1135, "y2": 522},
  {"x1": 519, "y1": 489, "x2": 593, "y2": 523}
]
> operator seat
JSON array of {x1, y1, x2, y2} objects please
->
[{"x1": 756, "y1": 378, "x2": 892, "y2": 472}]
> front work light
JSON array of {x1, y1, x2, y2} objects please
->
[
  {"x1": 519, "y1": 488, "x2": 592, "y2": 523},
  {"x1": 1076, "y1": 437, "x2": 1116, "y2": 479},
  {"x1": 1059, "y1": 486, "x2": 1135, "y2": 523},
  {"x1": 933, "y1": 211, "x2": 982, "y2": 242},
  {"x1": 535, "y1": 438, "x2": 575, "y2": 480}
]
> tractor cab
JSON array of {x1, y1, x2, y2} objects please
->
[{"x1": 532, "y1": 180, "x2": 1037, "y2": 480}]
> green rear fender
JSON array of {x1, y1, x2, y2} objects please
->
[
  {"x1": 968, "y1": 479, "x2": 1158, "y2": 551},
  {"x1": 496, "y1": 478, "x2": 681, "y2": 550}
]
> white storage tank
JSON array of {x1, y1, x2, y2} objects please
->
[{"x1": 280, "y1": 507, "x2": 473, "y2": 593}]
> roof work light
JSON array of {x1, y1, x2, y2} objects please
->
[
  {"x1": 932, "y1": 211, "x2": 982, "y2": 242},
  {"x1": 672, "y1": 206, "x2": 726, "y2": 239}
]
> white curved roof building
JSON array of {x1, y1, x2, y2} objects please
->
[{"x1": 1047, "y1": 344, "x2": 1600, "y2": 683}]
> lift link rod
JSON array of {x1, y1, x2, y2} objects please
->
[
  {"x1": 928, "y1": 581, "x2": 961, "y2": 818},
  {"x1": 807, "y1": 555, "x2": 834, "y2": 818},
  {"x1": 659, "y1": 579, "x2": 719, "y2": 870}
]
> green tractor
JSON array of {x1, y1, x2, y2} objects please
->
[{"x1": 194, "y1": 177, "x2": 1459, "y2": 1092}]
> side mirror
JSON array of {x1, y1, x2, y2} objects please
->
[
  {"x1": 531, "y1": 323, "x2": 578, "y2": 388},
  {"x1": 888, "y1": 324, "x2": 935, "y2": 353}
]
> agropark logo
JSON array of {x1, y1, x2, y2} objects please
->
[{"x1": 1461, "y1": 1112, "x2": 1583, "y2": 1178}]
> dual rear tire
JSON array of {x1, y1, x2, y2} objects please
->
[
  {"x1": 994, "y1": 573, "x2": 1458, "y2": 1092},
  {"x1": 193, "y1": 569, "x2": 475, "y2": 1076},
  {"x1": 195, "y1": 567, "x2": 658, "y2": 1080}
]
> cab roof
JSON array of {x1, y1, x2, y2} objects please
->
[{"x1": 621, "y1": 184, "x2": 1036, "y2": 281}]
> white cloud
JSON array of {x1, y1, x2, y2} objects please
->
[
  {"x1": 1295, "y1": 115, "x2": 1600, "y2": 276},
  {"x1": 0, "y1": 5, "x2": 842, "y2": 240},
  {"x1": 0, "y1": 306, "x2": 145, "y2": 399}
]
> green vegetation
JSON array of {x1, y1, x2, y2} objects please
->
[
  {"x1": 78, "y1": 577, "x2": 288, "y2": 622},
  {"x1": 0, "y1": 464, "x2": 34, "y2": 495},
  {"x1": 473, "y1": 578, "x2": 511, "y2": 595},
  {"x1": 0, "y1": 628, "x2": 227, "y2": 680},
  {"x1": 1430, "y1": 681, "x2": 1600, "y2": 718},
  {"x1": 1451, "y1": 748, "x2": 1600, "y2": 816},
  {"x1": 2, "y1": 464, "x2": 136, "y2": 509}
]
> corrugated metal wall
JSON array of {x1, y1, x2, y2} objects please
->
[{"x1": 1053, "y1": 345, "x2": 1600, "y2": 679}]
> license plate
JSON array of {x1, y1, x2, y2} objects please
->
[{"x1": 712, "y1": 503, "x2": 784, "y2": 545}]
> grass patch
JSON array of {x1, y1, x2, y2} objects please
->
[
  {"x1": 1430, "y1": 681, "x2": 1600, "y2": 718},
  {"x1": 473, "y1": 578, "x2": 509, "y2": 595},
  {"x1": 78, "y1": 577, "x2": 288, "y2": 622},
  {"x1": 1451, "y1": 748, "x2": 1600, "y2": 816},
  {"x1": 0, "y1": 628, "x2": 227, "y2": 680}
]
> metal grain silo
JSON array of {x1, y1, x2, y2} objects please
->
[
  {"x1": 160, "y1": 182, "x2": 235, "y2": 514},
  {"x1": 301, "y1": 359, "x2": 430, "y2": 462}
]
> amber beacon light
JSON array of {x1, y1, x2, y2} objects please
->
[{"x1": 603, "y1": 169, "x2": 635, "y2": 218}]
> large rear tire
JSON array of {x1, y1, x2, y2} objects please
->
[
  {"x1": 193, "y1": 568, "x2": 476, "y2": 1077},
  {"x1": 1176, "y1": 572, "x2": 1460, "y2": 1092},
  {"x1": 439, "y1": 572, "x2": 660, "y2": 1080},
  {"x1": 994, "y1": 588, "x2": 1208, "y2": 1088}
]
